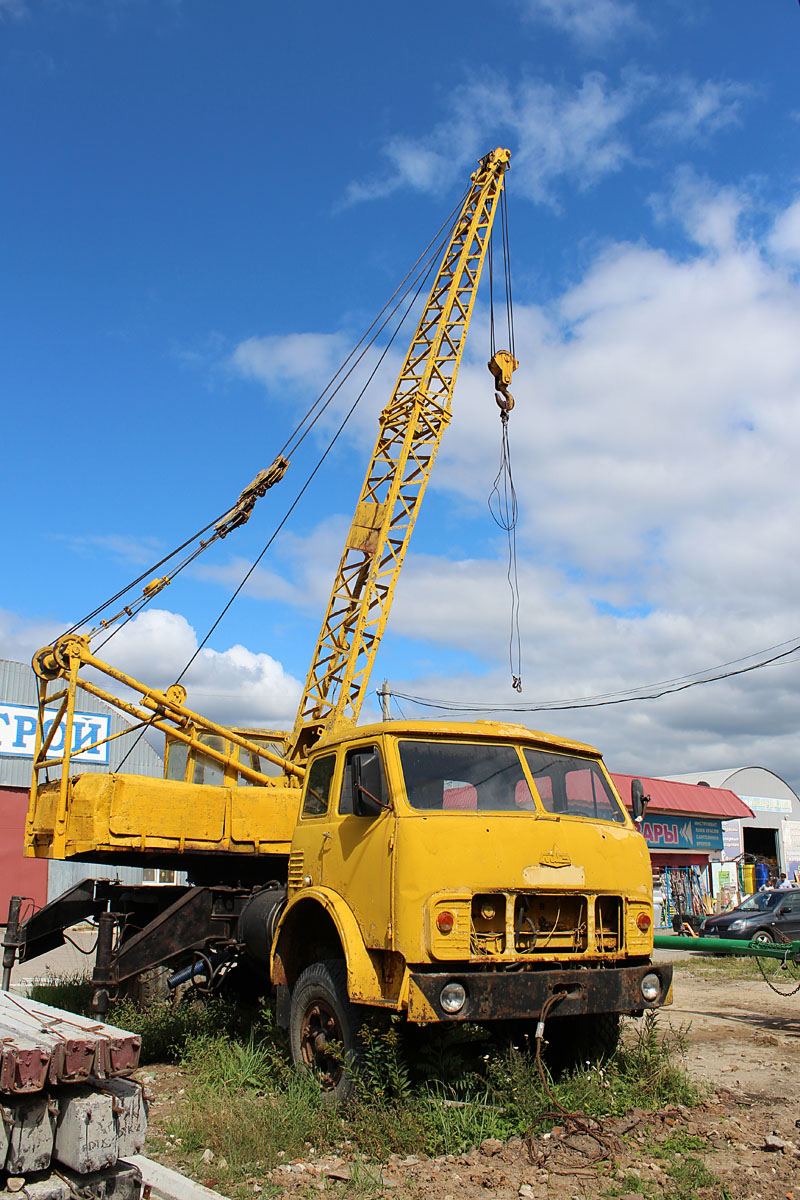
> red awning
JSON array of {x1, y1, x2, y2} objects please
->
[{"x1": 611, "y1": 773, "x2": 754, "y2": 820}]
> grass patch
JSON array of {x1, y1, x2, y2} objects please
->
[
  {"x1": 671, "y1": 953, "x2": 769, "y2": 980},
  {"x1": 161, "y1": 1009, "x2": 701, "y2": 1192},
  {"x1": 28, "y1": 971, "x2": 95, "y2": 1014},
  {"x1": 601, "y1": 1127, "x2": 724, "y2": 1200}
]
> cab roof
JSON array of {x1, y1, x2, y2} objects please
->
[{"x1": 315, "y1": 718, "x2": 602, "y2": 759}]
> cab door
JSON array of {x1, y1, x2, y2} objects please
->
[{"x1": 320, "y1": 741, "x2": 395, "y2": 951}]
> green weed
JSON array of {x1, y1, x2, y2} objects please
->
[{"x1": 27, "y1": 971, "x2": 94, "y2": 1014}]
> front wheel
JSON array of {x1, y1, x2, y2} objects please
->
[
  {"x1": 751, "y1": 929, "x2": 774, "y2": 945},
  {"x1": 289, "y1": 960, "x2": 363, "y2": 1101}
]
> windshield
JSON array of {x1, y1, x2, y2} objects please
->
[
  {"x1": 398, "y1": 740, "x2": 534, "y2": 812},
  {"x1": 738, "y1": 891, "x2": 782, "y2": 912},
  {"x1": 522, "y1": 748, "x2": 626, "y2": 824}
]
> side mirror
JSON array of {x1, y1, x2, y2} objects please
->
[{"x1": 631, "y1": 779, "x2": 649, "y2": 823}]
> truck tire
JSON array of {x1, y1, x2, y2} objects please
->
[{"x1": 289, "y1": 960, "x2": 363, "y2": 1101}]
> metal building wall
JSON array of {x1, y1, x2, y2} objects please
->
[
  {"x1": 0, "y1": 657, "x2": 163, "y2": 785},
  {"x1": 1, "y1": 658, "x2": 173, "y2": 903}
]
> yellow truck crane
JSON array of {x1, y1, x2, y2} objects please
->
[{"x1": 4, "y1": 148, "x2": 671, "y2": 1097}]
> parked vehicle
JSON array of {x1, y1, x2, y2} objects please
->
[{"x1": 700, "y1": 889, "x2": 800, "y2": 944}]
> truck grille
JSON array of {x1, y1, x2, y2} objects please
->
[
  {"x1": 595, "y1": 896, "x2": 623, "y2": 952},
  {"x1": 514, "y1": 894, "x2": 588, "y2": 954}
]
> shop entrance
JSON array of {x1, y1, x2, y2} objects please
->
[{"x1": 743, "y1": 825, "x2": 779, "y2": 871}]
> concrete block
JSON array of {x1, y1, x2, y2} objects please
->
[
  {"x1": 53, "y1": 1087, "x2": 116, "y2": 1174},
  {"x1": 14, "y1": 1176, "x2": 70, "y2": 1200},
  {"x1": 59, "y1": 1161, "x2": 143, "y2": 1200},
  {"x1": 4, "y1": 1094, "x2": 58, "y2": 1173},
  {"x1": 102, "y1": 1078, "x2": 147, "y2": 1157}
]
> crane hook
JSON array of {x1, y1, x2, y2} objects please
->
[{"x1": 488, "y1": 350, "x2": 519, "y2": 418}]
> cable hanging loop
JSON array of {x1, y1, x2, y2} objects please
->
[{"x1": 487, "y1": 351, "x2": 523, "y2": 693}]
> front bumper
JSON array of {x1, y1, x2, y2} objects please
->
[{"x1": 407, "y1": 961, "x2": 673, "y2": 1023}]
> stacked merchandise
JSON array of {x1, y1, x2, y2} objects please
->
[
  {"x1": 0, "y1": 994, "x2": 146, "y2": 1200},
  {"x1": 662, "y1": 865, "x2": 711, "y2": 929}
]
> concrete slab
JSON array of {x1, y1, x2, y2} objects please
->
[{"x1": 127, "y1": 1155, "x2": 232, "y2": 1200}]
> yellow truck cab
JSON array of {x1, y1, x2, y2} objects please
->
[{"x1": 271, "y1": 720, "x2": 671, "y2": 1090}]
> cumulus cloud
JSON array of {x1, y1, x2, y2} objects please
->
[
  {"x1": 344, "y1": 70, "x2": 754, "y2": 209},
  {"x1": 516, "y1": 0, "x2": 646, "y2": 50},
  {"x1": 98, "y1": 609, "x2": 302, "y2": 729}
]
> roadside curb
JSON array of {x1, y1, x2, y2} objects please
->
[{"x1": 127, "y1": 1156, "x2": 232, "y2": 1200}]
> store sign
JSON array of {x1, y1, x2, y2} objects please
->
[
  {"x1": 642, "y1": 816, "x2": 723, "y2": 851},
  {"x1": 722, "y1": 822, "x2": 743, "y2": 862},
  {"x1": 739, "y1": 793, "x2": 793, "y2": 814},
  {"x1": 0, "y1": 702, "x2": 110, "y2": 765}
]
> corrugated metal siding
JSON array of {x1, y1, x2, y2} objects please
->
[
  {"x1": 47, "y1": 859, "x2": 158, "y2": 903},
  {"x1": 0, "y1": 657, "x2": 163, "y2": 787}
]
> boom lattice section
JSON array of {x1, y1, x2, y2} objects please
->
[{"x1": 290, "y1": 147, "x2": 511, "y2": 756}]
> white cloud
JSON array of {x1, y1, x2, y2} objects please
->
[
  {"x1": 517, "y1": 0, "x2": 646, "y2": 50},
  {"x1": 0, "y1": 609, "x2": 63, "y2": 666},
  {"x1": 769, "y1": 198, "x2": 800, "y2": 265},
  {"x1": 344, "y1": 70, "x2": 754, "y2": 209},
  {"x1": 230, "y1": 332, "x2": 350, "y2": 392},
  {"x1": 649, "y1": 77, "x2": 752, "y2": 142},
  {"x1": 0, "y1": 606, "x2": 302, "y2": 732},
  {"x1": 652, "y1": 167, "x2": 748, "y2": 252},
  {"x1": 94, "y1": 609, "x2": 302, "y2": 729}
]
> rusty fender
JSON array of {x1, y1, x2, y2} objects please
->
[{"x1": 407, "y1": 962, "x2": 673, "y2": 1023}]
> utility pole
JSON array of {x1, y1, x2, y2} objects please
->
[{"x1": 379, "y1": 680, "x2": 391, "y2": 721}]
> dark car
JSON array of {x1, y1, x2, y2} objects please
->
[{"x1": 700, "y1": 888, "x2": 800, "y2": 943}]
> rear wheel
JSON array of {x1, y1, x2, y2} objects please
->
[{"x1": 289, "y1": 960, "x2": 363, "y2": 1101}]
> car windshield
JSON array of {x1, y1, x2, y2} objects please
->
[
  {"x1": 737, "y1": 891, "x2": 782, "y2": 912},
  {"x1": 398, "y1": 740, "x2": 535, "y2": 812}
]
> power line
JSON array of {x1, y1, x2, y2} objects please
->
[{"x1": 388, "y1": 636, "x2": 800, "y2": 715}]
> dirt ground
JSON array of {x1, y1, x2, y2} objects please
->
[{"x1": 141, "y1": 959, "x2": 800, "y2": 1200}]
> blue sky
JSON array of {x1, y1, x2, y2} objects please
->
[{"x1": 3, "y1": 0, "x2": 800, "y2": 785}]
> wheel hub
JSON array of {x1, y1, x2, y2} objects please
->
[{"x1": 300, "y1": 999, "x2": 344, "y2": 1086}]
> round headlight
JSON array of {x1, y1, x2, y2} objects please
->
[
  {"x1": 640, "y1": 972, "x2": 661, "y2": 1002},
  {"x1": 440, "y1": 981, "x2": 467, "y2": 1014}
]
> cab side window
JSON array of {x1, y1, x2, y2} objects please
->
[
  {"x1": 302, "y1": 754, "x2": 336, "y2": 818},
  {"x1": 340, "y1": 746, "x2": 388, "y2": 816}
]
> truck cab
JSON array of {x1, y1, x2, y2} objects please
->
[{"x1": 273, "y1": 720, "x2": 670, "y2": 1087}]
